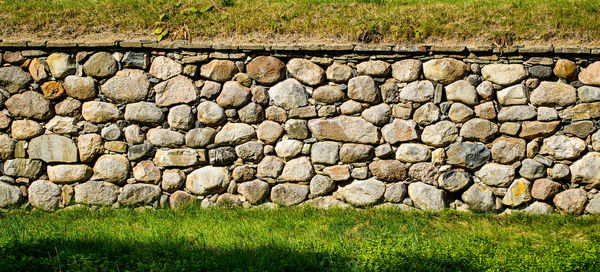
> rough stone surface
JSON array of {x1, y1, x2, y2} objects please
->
[
  {"x1": 280, "y1": 157, "x2": 314, "y2": 182},
  {"x1": 101, "y1": 69, "x2": 149, "y2": 103},
  {"x1": 348, "y1": 75, "x2": 379, "y2": 104},
  {"x1": 48, "y1": 165, "x2": 92, "y2": 184},
  {"x1": 396, "y1": 143, "x2": 431, "y2": 163},
  {"x1": 476, "y1": 163, "x2": 515, "y2": 187},
  {"x1": 269, "y1": 78, "x2": 309, "y2": 110},
  {"x1": 5, "y1": 91, "x2": 51, "y2": 120},
  {"x1": 0, "y1": 66, "x2": 32, "y2": 93},
  {"x1": 28, "y1": 135, "x2": 78, "y2": 163},
  {"x1": 540, "y1": 135, "x2": 586, "y2": 160},
  {"x1": 369, "y1": 160, "x2": 408, "y2": 182},
  {"x1": 118, "y1": 184, "x2": 161, "y2": 206},
  {"x1": 462, "y1": 183, "x2": 496, "y2": 211},
  {"x1": 287, "y1": 58, "x2": 325, "y2": 86},
  {"x1": 186, "y1": 166, "x2": 230, "y2": 195},
  {"x1": 530, "y1": 81, "x2": 577, "y2": 107},
  {"x1": 337, "y1": 179, "x2": 385, "y2": 207},
  {"x1": 271, "y1": 183, "x2": 309, "y2": 206},
  {"x1": 154, "y1": 75, "x2": 197, "y2": 107},
  {"x1": 214, "y1": 122, "x2": 255, "y2": 146},
  {"x1": 407, "y1": 182, "x2": 446, "y2": 211},
  {"x1": 238, "y1": 180, "x2": 270, "y2": 204},
  {"x1": 0, "y1": 182, "x2": 21, "y2": 207},
  {"x1": 481, "y1": 64, "x2": 527, "y2": 86},
  {"x1": 200, "y1": 60, "x2": 236, "y2": 82},
  {"x1": 392, "y1": 59, "x2": 421, "y2": 82},
  {"x1": 83, "y1": 52, "x2": 118, "y2": 78},
  {"x1": 28, "y1": 180, "x2": 61, "y2": 211},
  {"x1": 400, "y1": 80, "x2": 434, "y2": 102},
  {"x1": 309, "y1": 116, "x2": 379, "y2": 144},
  {"x1": 421, "y1": 121, "x2": 458, "y2": 147},
  {"x1": 445, "y1": 80, "x2": 478, "y2": 105},
  {"x1": 446, "y1": 142, "x2": 490, "y2": 169},
  {"x1": 423, "y1": 58, "x2": 466, "y2": 84},
  {"x1": 553, "y1": 188, "x2": 587, "y2": 214},
  {"x1": 247, "y1": 56, "x2": 286, "y2": 85}
]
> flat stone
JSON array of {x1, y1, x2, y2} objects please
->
[
  {"x1": 124, "y1": 102, "x2": 163, "y2": 124},
  {"x1": 460, "y1": 118, "x2": 498, "y2": 143},
  {"x1": 216, "y1": 81, "x2": 250, "y2": 108},
  {"x1": 0, "y1": 182, "x2": 21, "y2": 208},
  {"x1": 78, "y1": 134, "x2": 103, "y2": 162},
  {"x1": 323, "y1": 165, "x2": 351, "y2": 181},
  {"x1": 154, "y1": 149, "x2": 198, "y2": 167},
  {"x1": 540, "y1": 135, "x2": 586, "y2": 160},
  {"x1": 481, "y1": 64, "x2": 527, "y2": 86},
  {"x1": 28, "y1": 180, "x2": 60, "y2": 211},
  {"x1": 523, "y1": 201, "x2": 554, "y2": 215},
  {"x1": 47, "y1": 164, "x2": 92, "y2": 184},
  {"x1": 257, "y1": 156, "x2": 284, "y2": 178},
  {"x1": 563, "y1": 121, "x2": 595, "y2": 138},
  {"x1": 122, "y1": 52, "x2": 149, "y2": 69},
  {"x1": 246, "y1": 56, "x2": 286, "y2": 85},
  {"x1": 530, "y1": 81, "x2": 577, "y2": 107},
  {"x1": 577, "y1": 86, "x2": 600, "y2": 102},
  {"x1": 391, "y1": 59, "x2": 421, "y2": 82},
  {"x1": 280, "y1": 157, "x2": 314, "y2": 182},
  {"x1": 369, "y1": 160, "x2": 408, "y2": 182},
  {"x1": 268, "y1": 78, "x2": 309, "y2": 110},
  {"x1": 407, "y1": 182, "x2": 446, "y2": 211},
  {"x1": 326, "y1": 63, "x2": 353, "y2": 83},
  {"x1": 497, "y1": 105, "x2": 537, "y2": 121},
  {"x1": 3, "y1": 159, "x2": 42, "y2": 178},
  {"x1": 423, "y1": 58, "x2": 466, "y2": 84},
  {"x1": 439, "y1": 170, "x2": 471, "y2": 192},
  {"x1": 302, "y1": 196, "x2": 350, "y2": 209},
  {"x1": 286, "y1": 58, "x2": 325, "y2": 86},
  {"x1": 421, "y1": 121, "x2": 458, "y2": 147},
  {"x1": 83, "y1": 52, "x2": 118, "y2": 78},
  {"x1": 47, "y1": 53, "x2": 75, "y2": 79},
  {"x1": 340, "y1": 144, "x2": 375, "y2": 163},
  {"x1": 147, "y1": 128, "x2": 184, "y2": 147},
  {"x1": 28, "y1": 135, "x2": 78, "y2": 163},
  {"x1": 101, "y1": 69, "x2": 149, "y2": 103},
  {"x1": 519, "y1": 121, "x2": 560, "y2": 139},
  {"x1": 118, "y1": 184, "x2": 161, "y2": 206},
  {"x1": 475, "y1": 163, "x2": 515, "y2": 187},
  {"x1": 348, "y1": 75, "x2": 379, "y2": 104},
  {"x1": 491, "y1": 137, "x2": 526, "y2": 164},
  {"x1": 529, "y1": 66, "x2": 553, "y2": 79},
  {"x1": 502, "y1": 178, "x2": 532, "y2": 206},
  {"x1": 82, "y1": 101, "x2": 121, "y2": 123},
  {"x1": 271, "y1": 183, "x2": 309, "y2": 206},
  {"x1": 186, "y1": 166, "x2": 230, "y2": 195},
  {"x1": 238, "y1": 180, "x2": 270, "y2": 204},
  {"x1": 445, "y1": 80, "x2": 478, "y2": 105},
  {"x1": 400, "y1": 80, "x2": 434, "y2": 102},
  {"x1": 154, "y1": 75, "x2": 197, "y2": 107},
  {"x1": 308, "y1": 116, "x2": 379, "y2": 144},
  {"x1": 462, "y1": 183, "x2": 496, "y2": 211},
  {"x1": 446, "y1": 142, "x2": 490, "y2": 170},
  {"x1": 559, "y1": 102, "x2": 600, "y2": 121},
  {"x1": 149, "y1": 56, "x2": 182, "y2": 80},
  {"x1": 214, "y1": 122, "x2": 255, "y2": 145},
  {"x1": 357, "y1": 60, "x2": 390, "y2": 77},
  {"x1": 578, "y1": 61, "x2": 600, "y2": 85},
  {"x1": 537, "y1": 107, "x2": 558, "y2": 121},
  {"x1": 553, "y1": 188, "x2": 587, "y2": 214},
  {"x1": 497, "y1": 84, "x2": 528, "y2": 105},
  {"x1": 5, "y1": 91, "x2": 51, "y2": 120},
  {"x1": 0, "y1": 66, "x2": 32, "y2": 93},
  {"x1": 396, "y1": 143, "x2": 431, "y2": 163}
]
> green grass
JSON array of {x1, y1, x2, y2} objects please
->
[
  {"x1": 0, "y1": 0, "x2": 599, "y2": 44},
  {"x1": 0, "y1": 207, "x2": 599, "y2": 271}
]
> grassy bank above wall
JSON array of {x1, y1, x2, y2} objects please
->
[
  {"x1": 1, "y1": 0, "x2": 600, "y2": 44},
  {"x1": 0, "y1": 207, "x2": 599, "y2": 271}
]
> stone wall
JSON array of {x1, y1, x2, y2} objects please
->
[{"x1": 1, "y1": 43, "x2": 600, "y2": 215}]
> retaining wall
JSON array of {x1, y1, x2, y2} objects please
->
[{"x1": 1, "y1": 41, "x2": 600, "y2": 214}]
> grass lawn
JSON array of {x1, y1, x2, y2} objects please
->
[
  {"x1": 0, "y1": 0, "x2": 599, "y2": 45},
  {"x1": 0, "y1": 207, "x2": 599, "y2": 271}
]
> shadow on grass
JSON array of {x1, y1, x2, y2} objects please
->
[{"x1": 0, "y1": 237, "x2": 478, "y2": 272}]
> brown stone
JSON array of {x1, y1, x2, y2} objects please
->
[
  {"x1": 246, "y1": 56, "x2": 286, "y2": 85},
  {"x1": 579, "y1": 61, "x2": 600, "y2": 86},
  {"x1": 323, "y1": 165, "x2": 351, "y2": 181},
  {"x1": 41, "y1": 81, "x2": 65, "y2": 100},
  {"x1": 531, "y1": 178, "x2": 561, "y2": 201},
  {"x1": 559, "y1": 102, "x2": 600, "y2": 121},
  {"x1": 563, "y1": 121, "x2": 595, "y2": 138},
  {"x1": 554, "y1": 59, "x2": 578, "y2": 80},
  {"x1": 368, "y1": 160, "x2": 408, "y2": 182},
  {"x1": 200, "y1": 59, "x2": 236, "y2": 82},
  {"x1": 553, "y1": 188, "x2": 588, "y2": 215},
  {"x1": 519, "y1": 121, "x2": 560, "y2": 139},
  {"x1": 340, "y1": 144, "x2": 375, "y2": 163},
  {"x1": 530, "y1": 81, "x2": 577, "y2": 107}
]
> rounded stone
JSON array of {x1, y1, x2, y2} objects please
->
[
  {"x1": 186, "y1": 166, "x2": 230, "y2": 195},
  {"x1": 83, "y1": 52, "x2": 118, "y2": 78},
  {"x1": 93, "y1": 154, "x2": 130, "y2": 183},
  {"x1": 246, "y1": 56, "x2": 286, "y2": 85}
]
